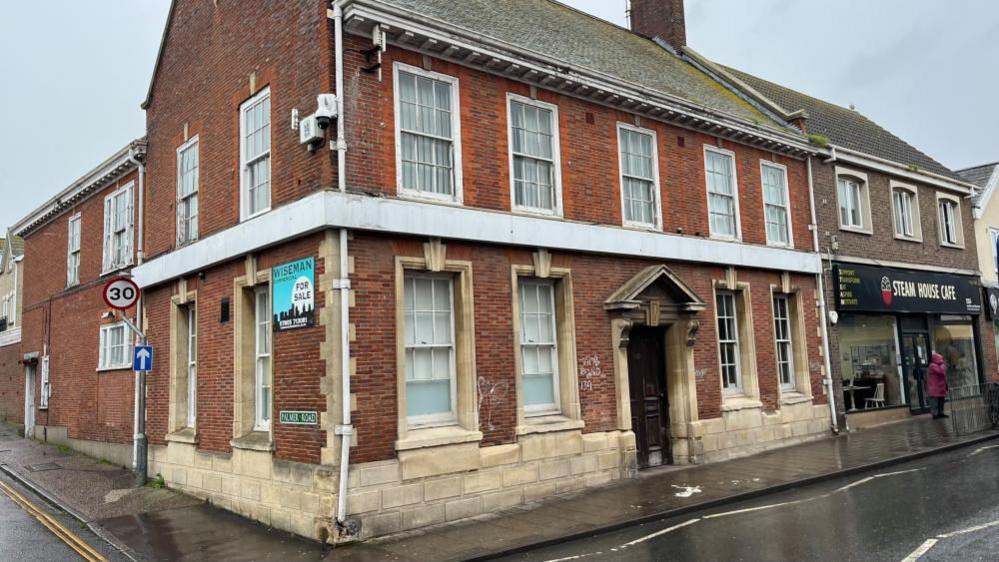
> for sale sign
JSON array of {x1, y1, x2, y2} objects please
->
[{"x1": 272, "y1": 257, "x2": 315, "y2": 331}]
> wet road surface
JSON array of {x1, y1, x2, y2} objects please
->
[
  {"x1": 0, "y1": 481, "x2": 81, "y2": 561},
  {"x1": 0, "y1": 471, "x2": 128, "y2": 561},
  {"x1": 498, "y1": 443, "x2": 999, "y2": 562}
]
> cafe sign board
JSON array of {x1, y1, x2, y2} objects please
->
[
  {"x1": 279, "y1": 410, "x2": 319, "y2": 426},
  {"x1": 833, "y1": 263, "x2": 981, "y2": 315}
]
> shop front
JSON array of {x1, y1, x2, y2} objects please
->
[{"x1": 833, "y1": 263, "x2": 984, "y2": 416}]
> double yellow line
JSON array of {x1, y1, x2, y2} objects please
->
[{"x1": 0, "y1": 478, "x2": 108, "y2": 562}]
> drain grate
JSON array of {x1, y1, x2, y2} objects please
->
[{"x1": 25, "y1": 462, "x2": 61, "y2": 472}]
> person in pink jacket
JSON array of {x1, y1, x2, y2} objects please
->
[{"x1": 928, "y1": 351, "x2": 948, "y2": 419}]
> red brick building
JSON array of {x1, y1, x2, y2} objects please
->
[
  {"x1": 12, "y1": 141, "x2": 145, "y2": 464},
  {"x1": 706, "y1": 63, "x2": 998, "y2": 427},
  {"x1": 126, "y1": 0, "x2": 831, "y2": 542}
]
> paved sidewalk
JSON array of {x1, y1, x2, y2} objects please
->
[
  {"x1": 0, "y1": 423, "x2": 323, "y2": 561},
  {"x1": 328, "y1": 418, "x2": 999, "y2": 562},
  {"x1": 1, "y1": 418, "x2": 995, "y2": 562}
]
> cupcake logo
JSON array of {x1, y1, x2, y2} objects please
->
[{"x1": 880, "y1": 276, "x2": 893, "y2": 306}]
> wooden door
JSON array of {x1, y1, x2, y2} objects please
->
[{"x1": 628, "y1": 326, "x2": 671, "y2": 468}]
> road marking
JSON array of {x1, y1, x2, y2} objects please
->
[
  {"x1": 901, "y1": 538, "x2": 938, "y2": 562},
  {"x1": 702, "y1": 499, "x2": 804, "y2": 519},
  {"x1": 621, "y1": 518, "x2": 701, "y2": 547},
  {"x1": 835, "y1": 468, "x2": 923, "y2": 493},
  {"x1": 671, "y1": 485, "x2": 702, "y2": 498},
  {"x1": 0, "y1": 478, "x2": 107, "y2": 562},
  {"x1": 968, "y1": 444, "x2": 999, "y2": 457},
  {"x1": 899, "y1": 519, "x2": 999, "y2": 561},
  {"x1": 542, "y1": 552, "x2": 603, "y2": 562},
  {"x1": 937, "y1": 518, "x2": 999, "y2": 538}
]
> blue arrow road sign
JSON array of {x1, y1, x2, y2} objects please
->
[{"x1": 133, "y1": 345, "x2": 154, "y2": 372}]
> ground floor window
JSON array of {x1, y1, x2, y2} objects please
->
[
  {"x1": 934, "y1": 317, "x2": 980, "y2": 391},
  {"x1": 838, "y1": 314, "x2": 904, "y2": 410}
]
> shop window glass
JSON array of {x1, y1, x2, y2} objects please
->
[
  {"x1": 993, "y1": 320, "x2": 999, "y2": 370},
  {"x1": 838, "y1": 315, "x2": 904, "y2": 409},
  {"x1": 934, "y1": 320, "x2": 980, "y2": 391}
]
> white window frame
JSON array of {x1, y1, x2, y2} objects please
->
[
  {"x1": 716, "y1": 290, "x2": 742, "y2": 394},
  {"x1": 98, "y1": 322, "x2": 132, "y2": 371},
  {"x1": 704, "y1": 145, "x2": 741, "y2": 240},
  {"x1": 39, "y1": 356, "x2": 50, "y2": 409},
  {"x1": 936, "y1": 193, "x2": 964, "y2": 247},
  {"x1": 890, "y1": 181, "x2": 921, "y2": 242},
  {"x1": 240, "y1": 87, "x2": 272, "y2": 221},
  {"x1": 102, "y1": 182, "x2": 134, "y2": 274},
  {"x1": 67, "y1": 213, "x2": 81, "y2": 286},
  {"x1": 177, "y1": 135, "x2": 200, "y2": 245},
  {"x1": 989, "y1": 227, "x2": 999, "y2": 274},
  {"x1": 835, "y1": 167, "x2": 871, "y2": 234},
  {"x1": 393, "y1": 62, "x2": 464, "y2": 204},
  {"x1": 760, "y1": 160, "x2": 793, "y2": 247},
  {"x1": 402, "y1": 273, "x2": 458, "y2": 427},
  {"x1": 518, "y1": 278, "x2": 561, "y2": 416},
  {"x1": 772, "y1": 294, "x2": 794, "y2": 391},
  {"x1": 507, "y1": 93, "x2": 563, "y2": 216},
  {"x1": 254, "y1": 286, "x2": 271, "y2": 431},
  {"x1": 186, "y1": 305, "x2": 197, "y2": 429},
  {"x1": 617, "y1": 122, "x2": 663, "y2": 230}
]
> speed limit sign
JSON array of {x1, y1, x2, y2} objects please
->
[{"x1": 103, "y1": 277, "x2": 141, "y2": 310}]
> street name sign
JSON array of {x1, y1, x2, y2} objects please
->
[{"x1": 279, "y1": 410, "x2": 319, "y2": 425}]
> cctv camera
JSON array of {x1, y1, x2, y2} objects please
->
[{"x1": 315, "y1": 94, "x2": 338, "y2": 130}]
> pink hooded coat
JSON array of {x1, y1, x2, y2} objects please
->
[{"x1": 928, "y1": 352, "x2": 947, "y2": 398}]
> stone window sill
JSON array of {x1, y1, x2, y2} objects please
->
[
  {"x1": 395, "y1": 424, "x2": 482, "y2": 452},
  {"x1": 230, "y1": 431, "x2": 273, "y2": 452},
  {"x1": 839, "y1": 225, "x2": 873, "y2": 236},
  {"x1": 166, "y1": 427, "x2": 199, "y2": 444},
  {"x1": 721, "y1": 396, "x2": 763, "y2": 412},
  {"x1": 779, "y1": 392, "x2": 813, "y2": 406},
  {"x1": 516, "y1": 414, "x2": 584, "y2": 436}
]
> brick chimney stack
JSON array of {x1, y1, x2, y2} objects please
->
[{"x1": 629, "y1": 0, "x2": 686, "y2": 50}]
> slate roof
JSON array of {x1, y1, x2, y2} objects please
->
[
  {"x1": 958, "y1": 162, "x2": 998, "y2": 188},
  {"x1": 377, "y1": 0, "x2": 782, "y2": 130},
  {"x1": 958, "y1": 162, "x2": 999, "y2": 207},
  {"x1": 721, "y1": 66, "x2": 963, "y2": 181}
]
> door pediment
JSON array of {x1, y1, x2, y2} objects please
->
[{"x1": 605, "y1": 265, "x2": 706, "y2": 322}]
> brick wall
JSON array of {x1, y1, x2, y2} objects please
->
[
  {"x1": 142, "y1": 0, "x2": 335, "y2": 261},
  {"x1": 0, "y1": 342, "x2": 21, "y2": 424},
  {"x1": 144, "y1": 233, "x2": 327, "y2": 465},
  {"x1": 344, "y1": 39, "x2": 814, "y2": 253},
  {"x1": 812, "y1": 159, "x2": 979, "y2": 271},
  {"x1": 20, "y1": 171, "x2": 140, "y2": 444},
  {"x1": 350, "y1": 231, "x2": 825, "y2": 464}
]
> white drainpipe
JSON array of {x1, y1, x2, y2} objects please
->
[
  {"x1": 126, "y1": 144, "x2": 147, "y2": 469},
  {"x1": 806, "y1": 156, "x2": 839, "y2": 433},
  {"x1": 331, "y1": 0, "x2": 354, "y2": 533}
]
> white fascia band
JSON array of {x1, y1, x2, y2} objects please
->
[{"x1": 132, "y1": 190, "x2": 822, "y2": 288}]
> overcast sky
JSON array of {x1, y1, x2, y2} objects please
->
[{"x1": 1, "y1": 1, "x2": 997, "y2": 233}]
